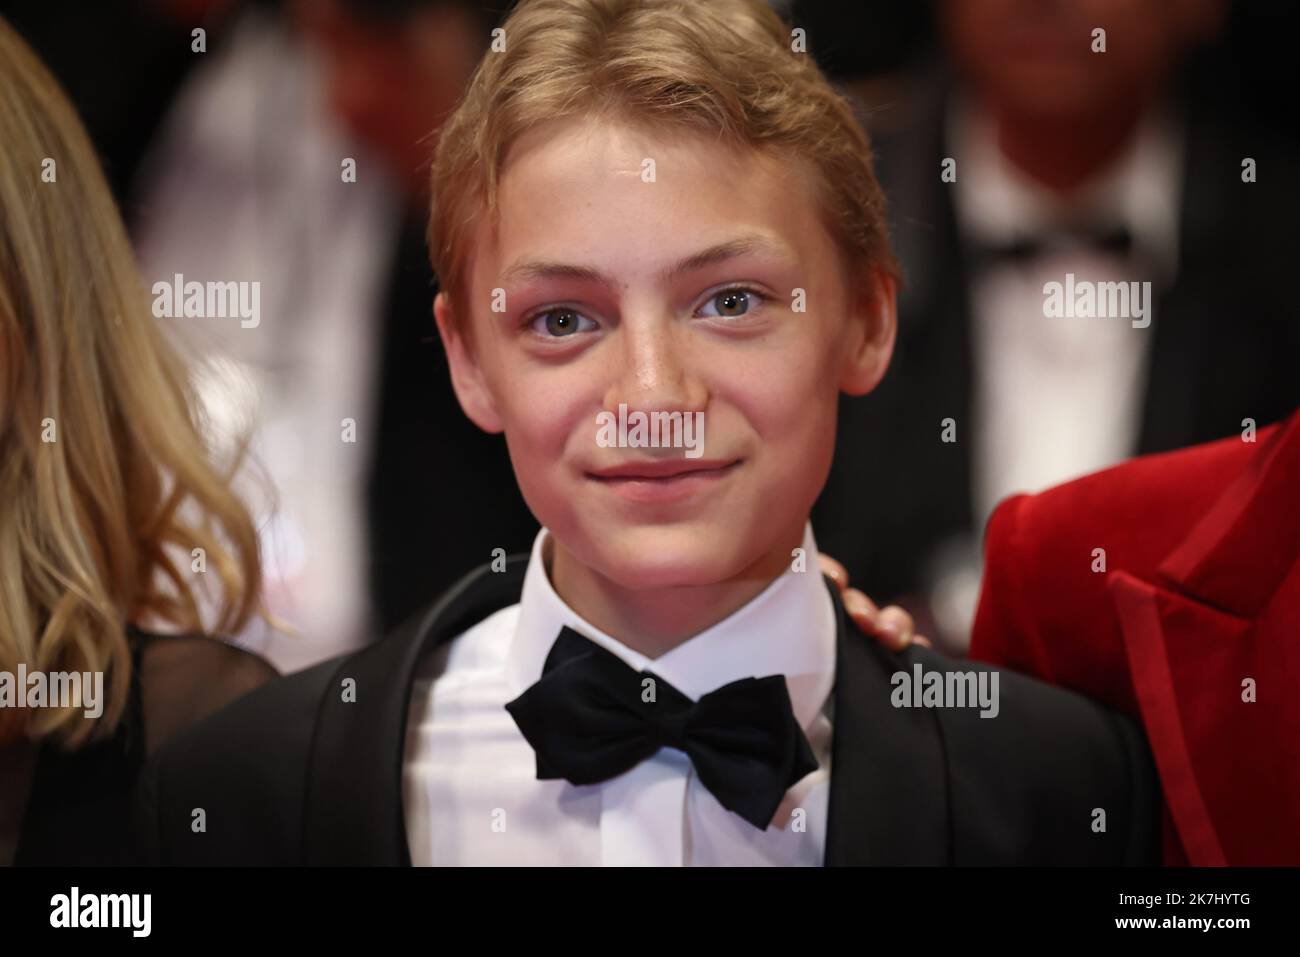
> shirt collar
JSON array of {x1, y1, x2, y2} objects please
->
[{"x1": 504, "y1": 523, "x2": 836, "y2": 732}]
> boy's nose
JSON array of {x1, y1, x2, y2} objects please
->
[{"x1": 601, "y1": 320, "x2": 707, "y2": 418}]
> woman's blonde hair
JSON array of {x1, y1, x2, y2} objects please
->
[
  {"x1": 428, "y1": 0, "x2": 900, "y2": 326},
  {"x1": 0, "y1": 16, "x2": 262, "y2": 748}
]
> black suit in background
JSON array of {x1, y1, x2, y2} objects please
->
[
  {"x1": 365, "y1": 211, "x2": 539, "y2": 633},
  {"x1": 133, "y1": 558, "x2": 1161, "y2": 865},
  {"x1": 813, "y1": 57, "x2": 1300, "y2": 625}
]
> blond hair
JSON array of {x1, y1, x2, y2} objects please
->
[
  {"x1": 428, "y1": 0, "x2": 900, "y2": 326},
  {"x1": 0, "y1": 16, "x2": 263, "y2": 748}
]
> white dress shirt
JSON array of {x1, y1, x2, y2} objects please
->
[{"x1": 403, "y1": 524, "x2": 837, "y2": 866}]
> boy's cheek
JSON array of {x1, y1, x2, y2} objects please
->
[
  {"x1": 504, "y1": 446, "x2": 578, "y2": 536},
  {"x1": 723, "y1": 366, "x2": 838, "y2": 447},
  {"x1": 491, "y1": 372, "x2": 599, "y2": 448},
  {"x1": 748, "y1": 394, "x2": 839, "y2": 496},
  {"x1": 515, "y1": 410, "x2": 604, "y2": 466}
]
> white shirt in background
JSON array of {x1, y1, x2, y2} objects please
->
[{"x1": 133, "y1": 8, "x2": 402, "y2": 671}]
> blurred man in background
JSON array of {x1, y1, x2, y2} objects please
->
[
  {"x1": 128, "y1": 0, "x2": 533, "y2": 669},
  {"x1": 816, "y1": 0, "x2": 1300, "y2": 648}
]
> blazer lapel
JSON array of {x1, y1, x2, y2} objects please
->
[
  {"x1": 302, "y1": 557, "x2": 529, "y2": 864},
  {"x1": 823, "y1": 578, "x2": 950, "y2": 865},
  {"x1": 1108, "y1": 411, "x2": 1300, "y2": 864}
]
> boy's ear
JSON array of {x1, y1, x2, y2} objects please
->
[
  {"x1": 433, "y1": 290, "x2": 505, "y2": 433},
  {"x1": 840, "y1": 266, "x2": 897, "y2": 396}
]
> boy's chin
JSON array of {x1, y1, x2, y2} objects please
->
[{"x1": 577, "y1": 522, "x2": 764, "y2": 591}]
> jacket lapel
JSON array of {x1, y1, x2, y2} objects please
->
[
  {"x1": 302, "y1": 557, "x2": 529, "y2": 864},
  {"x1": 823, "y1": 578, "x2": 950, "y2": 865},
  {"x1": 1108, "y1": 411, "x2": 1300, "y2": 864}
]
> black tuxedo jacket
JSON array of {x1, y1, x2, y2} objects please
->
[{"x1": 133, "y1": 557, "x2": 1160, "y2": 865}]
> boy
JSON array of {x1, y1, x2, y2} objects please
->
[{"x1": 135, "y1": 0, "x2": 1158, "y2": 865}]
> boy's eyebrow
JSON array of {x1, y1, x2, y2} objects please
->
[{"x1": 499, "y1": 235, "x2": 794, "y2": 287}]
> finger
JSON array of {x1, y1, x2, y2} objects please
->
[
  {"x1": 842, "y1": 587, "x2": 880, "y2": 624},
  {"x1": 876, "y1": 605, "x2": 915, "y2": 649},
  {"x1": 843, "y1": 589, "x2": 889, "y2": 649},
  {"x1": 846, "y1": 589, "x2": 912, "y2": 651},
  {"x1": 817, "y1": 554, "x2": 849, "y2": 590},
  {"x1": 912, "y1": 634, "x2": 932, "y2": 649}
]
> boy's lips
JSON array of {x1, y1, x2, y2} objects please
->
[
  {"x1": 587, "y1": 458, "x2": 737, "y2": 480},
  {"x1": 584, "y1": 458, "x2": 742, "y2": 504}
]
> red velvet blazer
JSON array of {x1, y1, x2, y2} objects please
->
[{"x1": 971, "y1": 411, "x2": 1300, "y2": 865}]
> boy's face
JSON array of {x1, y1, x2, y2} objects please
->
[{"x1": 436, "y1": 116, "x2": 894, "y2": 590}]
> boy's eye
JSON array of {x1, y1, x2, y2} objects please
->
[
  {"x1": 528, "y1": 308, "x2": 597, "y2": 338},
  {"x1": 696, "y1": 286, "x2": 767, "y2": 320}
]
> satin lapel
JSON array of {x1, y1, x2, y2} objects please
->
[
  {"x1": 1108, "y1": 573, "x2": 1233, "y2": 865},
  {"x1": 823, "y1": 578, "x2": 950, "y2": 865},
  {"x1": 1109, "y1": 411, "x2": 1300, "y2": 865},
  {"x1": 1158, "y1": 412, "x2": 1300, "y2": 616},
  {"x1": 302, "y1": 557, "x2": 529, "y2": 864}
]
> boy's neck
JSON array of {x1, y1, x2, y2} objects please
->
[{"x1": 547, "y1": 524, "x2": 807, "y2": 660}]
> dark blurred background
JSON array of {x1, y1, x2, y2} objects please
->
[{"x1": 3, "y1": 0, "x2": 1296, "y2": 665}]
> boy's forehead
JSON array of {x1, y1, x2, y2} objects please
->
[
  {"x1": 504, "y1": 114, "x2": 659, "y2": 176},
  {"x1": 500, "y1": 114, "x2": 805, "y2": 200},
  {"x1": 471, "y1": 116, "x2": 830, "y2": 287}
]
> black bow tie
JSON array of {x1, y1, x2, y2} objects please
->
[
  {"x1": 504, "y1": 626, "x2": 819, "y2": 830},
  {"x1": 969, "y1": 221, "x2": 1133, "y2": 268}
]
